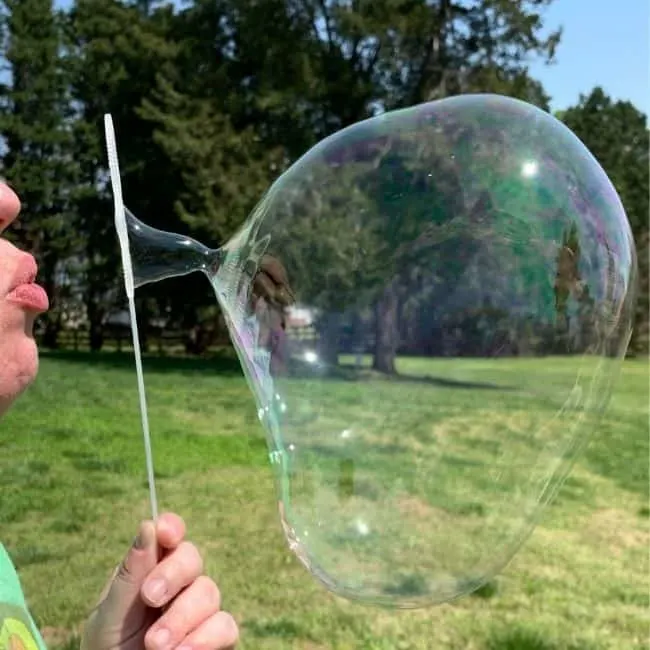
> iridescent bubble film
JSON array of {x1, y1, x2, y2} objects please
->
[{"x1": 122, "y1": 94, "x2": 637, "y2": 607}]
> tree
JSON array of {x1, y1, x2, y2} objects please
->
[
  {"x1": 130, "y1": 0, "x2": 323, "y2": 351},
  {"x1": 560, "y1": 88, "x2": 649, "y2": 354},
  {"x1": 63, "y1": 0, "x2": 178, "y2": 349},
  {"x1": 173, "y1": 0, "x2": 323, "y2": 157},
  {"x1": 0, "y1": 0, "x2": 74, "y2": 347},
  {"x1": 51, "y1": 0, "x2": 564, "y2": 366},
  {"x1": 139, "y1": 79, "x2": 282, "y2": 246},
  {"x1": 279, "y1": 0, "x2": 561, "y2": 372},
  {"x1": 108, "y1": 0, "x2": 561, "y2": 369}
]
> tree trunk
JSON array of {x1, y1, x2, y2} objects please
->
[
  {"x1": 87, "y1": 298, "x2": 104, "y2": 352},
  {"x1": 317, "y1": 313, "x2": 341, "y2": 367},
  {"x1": 136, "y1": 298, "x2": 150, "y2": 353},
  {"x1": 373, "y1": 281, "x2": 399, "y2": 374},
  {"x1": 89, "y1": 321, "x2": 104, "y2": 352},
  {"x1": 40, "y1": 272, "x2": 59, "y2": 348},
  {"x1": 41, "y1": 316, "x2": 60, "y2": 349},
  {"x1": 185, "y1": 323, "x2": 214, "y2": 355}
]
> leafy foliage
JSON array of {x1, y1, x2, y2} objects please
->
[
  {"x1": 0, "y1": 0, "x2": 645, "y2": 359},
  {"x1": 560, "y1": 88, "x2": 649, "y2": 354},
  {"x1": 0, "y1": 0, "x2": 73, "y2": 345}
]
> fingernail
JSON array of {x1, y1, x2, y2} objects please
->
[
  {"x1": 133, "y1": 521, "x2": 155, "y2": 550},
  {"x1": 151, "y1": 627, "x2": 170, "y2": 649},
  {"x1": 143, "y1": 578, "x2": 167, "y2": 604},
  {"x1": 156, "y1": 519, "x2": 171, "y2": 539}
]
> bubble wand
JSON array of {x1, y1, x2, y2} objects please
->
[{"x1": 104, "y1": 114, "x2": 159, "y2": 520}]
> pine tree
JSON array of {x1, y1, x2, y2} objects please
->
[
  {"x1": 0, "y1": 0, "x2": 73, "y2": 347},
  {"x1": 63, "y1": 0, "x2": 178, "y2": 349}
]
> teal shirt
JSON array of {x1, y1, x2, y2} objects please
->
[{"x1": 0, "y1": 544, "x2": 47, "y2": 649}]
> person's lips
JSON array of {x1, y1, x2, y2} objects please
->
[
  {"x1": 7, "y1": 283, "x2": 49, "y2": 312},
  {"x1": 5, "y1": 254, "x2": 49, "y2": 313}
]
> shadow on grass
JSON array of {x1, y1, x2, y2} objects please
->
[
  {"x1": 386, "y1": 371, "x2": 513, "y2": 391},
  {"x1": 42, "y1": 349, "x2": 514, "y2": 392},
  {"x1": 244, "y1": 617, "x2": 305, "y2": 639},
  {"x1": 470, "y1": 578, "x2": 498, "y2": 599},
  {"x1": 383, "y1": 573, "x2": 429, "y2": 598},
  {"x1": 9, "y1": 545, "x2": 62, "y2": 569},
  {"x1": 40, "y1": 349, "x2": 244, "y2": 377},
  {"x1": 290, "y1": 359, "x2": 515, "y2": 391},
  {"x1": 485, "y1": 627, "x2": 598, "y2": 650}
]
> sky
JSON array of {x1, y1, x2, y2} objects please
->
[{"x1": 527, "y1": 0, "x2": 649, "y2": 114}]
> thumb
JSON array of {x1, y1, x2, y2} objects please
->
[{"x1": 101, "y1": 520, "x2": 159, "y2": 617}]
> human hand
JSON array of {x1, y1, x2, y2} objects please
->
[
  {"x1": 81, "y1": 513, "x2": 238, "y2": 650},
  {"x1": 252, "y1": 254, "x2": 295, "y2": 308}
]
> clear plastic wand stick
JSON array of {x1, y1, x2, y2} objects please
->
[{"x1": 104, "y1": 114, "x2": 159, "y2": 520}]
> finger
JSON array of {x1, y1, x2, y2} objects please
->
[
  {"x1": 253, "y1": 271, "x2": 278, "y2": 302},
  {"x1": 175, "y1": 611, "x2": 239, "y2": 650},
  {"x1": 275, "y1": 284, "x2": 295, "y2": 306},
  {"x1": 144, "y1": 575, "x2": 221, "y2": 650},
  {"x1": 260, "y1": 254, "x2": 289, "y2": 285},
  {"x1": 156, "y1": 512, "x2": 186, "y2": 550},
  {"x1": 141, "y1": 540, "x2": 203, "y2": 608},
  {"x1": 0, "y1": 182, "x2": 21, "y2": 234},
  {"x1": 260, "y1": 256, "x2": 295, "y2": 301},
  {"x1": 96, "y1": 520, "x2": 158, "y2": 622}
]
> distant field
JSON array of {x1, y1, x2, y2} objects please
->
[{"x1": 1, "y1": 351, "x2": 647, "y2": 649}]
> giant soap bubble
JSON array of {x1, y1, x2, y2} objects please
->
[{"x1": 107, "y1": 94, "x2": 637, "y2": 608}]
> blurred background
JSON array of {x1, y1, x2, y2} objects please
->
[{"x1": 0, "y1": 1, "x2": 647, "y2": 649}]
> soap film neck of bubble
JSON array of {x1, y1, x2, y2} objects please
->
[{"x1": 123, "y1": 207, "x2": 224, "y2": 289}]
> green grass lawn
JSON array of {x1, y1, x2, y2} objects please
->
[{"x1": 1, "y1": 350, "x2": 648, "y2": 649}]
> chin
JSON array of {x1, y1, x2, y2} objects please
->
[{"x1": 0, "y1": 333, "x2": 39, "y2": 416}]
